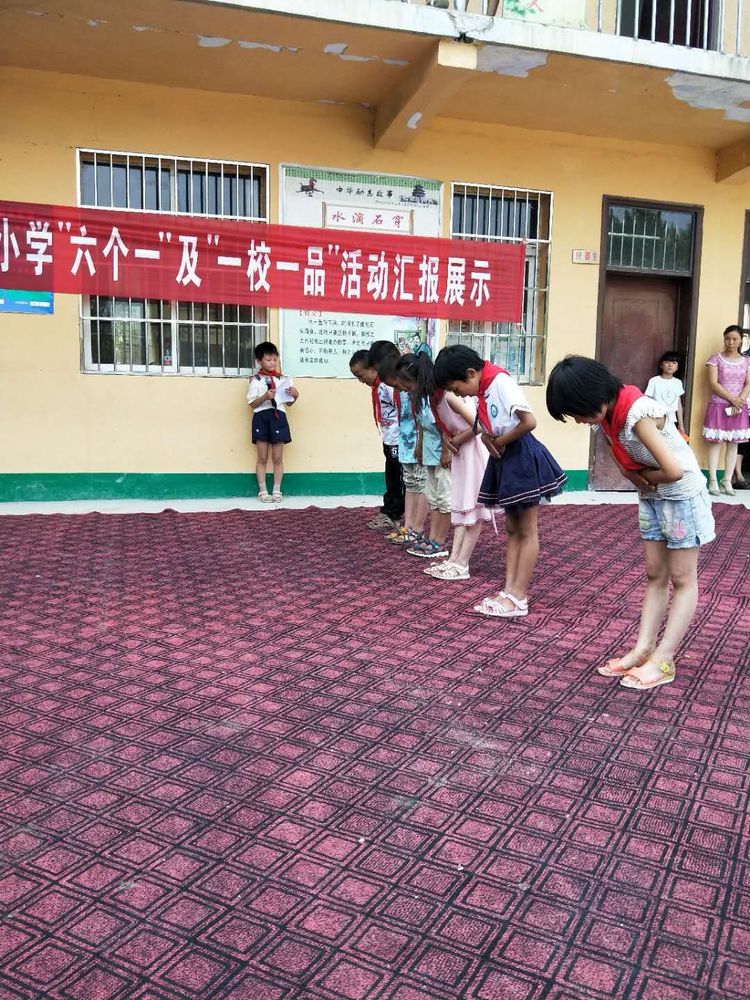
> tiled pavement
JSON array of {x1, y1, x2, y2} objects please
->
[{"x1": 0, "y1": 502, "x2": 748, "y2": 999}]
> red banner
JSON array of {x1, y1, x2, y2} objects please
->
[{"x1": 0, "y1": 200, "x2": 524, "y2": 322}]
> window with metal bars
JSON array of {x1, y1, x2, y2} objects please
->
[
  {"x1": 606, "y1": 204, "x2": 694, "y2": 275},
  {"x1": 77, "y1": 149, "x2": 269, "y2": 375},
  {"x1": 446, "y1": 183, "x2": 552, "y2": 384}
]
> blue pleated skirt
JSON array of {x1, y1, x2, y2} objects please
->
[{"x1": 478, "y1": 433, "x2": 566, "y2": 513}]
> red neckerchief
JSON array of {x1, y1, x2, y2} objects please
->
[
  {"x1": 257, "y1": 368, "x2": 283, "y2": 419},
  {"x1": 394, "y1": 389, "x2": 401, "y2": 419},
  {"x1": 476, "y1": 362, "x2": 510, "y2": 433},
  {"x1": 430, "y1": 389, "x2": 450, "y2": 436},
  {"x1": 371, "y1": 377, "x2": 382, "y2": 428},
  {"x1": 600, "y1": 385, "x2": 645, "y2": 471}
]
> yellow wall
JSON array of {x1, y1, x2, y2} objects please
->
[{"x1": 1, "y1": 65, "x2": 748, "y2": 478}]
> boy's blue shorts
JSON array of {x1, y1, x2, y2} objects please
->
[{"x1": 252, "y1": 409, "x2": 291, "y2": 444}]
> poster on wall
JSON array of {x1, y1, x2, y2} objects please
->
[{"x1": 281, "y1": 165, "x2": 442, "y2": 378}]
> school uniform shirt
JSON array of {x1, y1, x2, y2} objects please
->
[
  {"x1": 377, "y1": 382, "x2": 399, "y2": 447},
  {"x1": 482, "y1": 371, "x2": 533, "y2": 436},
  {"x1": 247, "y1": 374, "x2": 294, "y2": 412},
  {"x1": 644, "y1": 376, "x2": 684, "y2": 423}
]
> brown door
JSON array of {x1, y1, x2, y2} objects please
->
[{"x1": 592, "y1": 273, "x2": 678, "y2": 490}]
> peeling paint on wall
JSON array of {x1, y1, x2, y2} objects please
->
[
  {"x1": 477, "y1": 45, "x2": 548, "y2": 77},
  {"x1": 132, "y1": 25, "x2": 161, "y2": 33},
  {"x1": 667, "y1": 73, "x2": 750, "y2": 123},
  {"x1": 198, "y1": 36, "x2": 232, "y2": 48},
  {"x1": 324, "y1": 42, "x2": 407, "y2": 66},
  {"x1": 407, "y1": 112, "x2": 423, "y2": 130},
  {"x1": 238, "y1": 40, "x2": 282, "y2": 53}
]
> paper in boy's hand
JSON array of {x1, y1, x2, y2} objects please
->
[{"x1": 274, "y1": 377, "x2": 295, "y2": 404}]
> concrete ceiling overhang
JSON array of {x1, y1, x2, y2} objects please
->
[{"x1": 1, "y1": 0, "x2": 749, "y2": 180}]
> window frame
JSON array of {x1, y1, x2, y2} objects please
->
[
  {"x1": 448, "y1": 180, "x2": 553, "y2": 386},
  {"x1": 740, "y1": 209, "x2": 750, "y2": 336},
  {"x1": 76, "y1": 146, "x2": 270, "y2": 377}
]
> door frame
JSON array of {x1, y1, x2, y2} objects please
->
[
  {"x1": 592, "y1": 195, "x2": 704, "y2": 485},
  {"x1": 738, "y1": 209, "x2": 750, "y2": 328}
]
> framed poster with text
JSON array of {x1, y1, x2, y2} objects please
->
[{"x1": 280, "y1": 165, "x2": 442, "y2": 378}]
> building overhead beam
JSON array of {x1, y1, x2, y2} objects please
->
[
  {"x1": 373, "y1": 39, "x2": 477, "y2": 150},
  {"x1": 716, "y1": 135, "x2": 750, "y2": 183}
]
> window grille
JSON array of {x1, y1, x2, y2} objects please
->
[
  {"x1": 607, "y1": 205, "x2": 694, "y2": 275},
  {"x1": 78, "y1": 149, "x2": 269, "y2": 375},
  {"x1": 447, "y1": 183, "x2": 552, "y2": 384}
]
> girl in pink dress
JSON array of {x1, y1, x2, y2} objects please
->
[
  {"x1": 702, "y1": 325, "x2": 750, "y2": 496},
  {"x1": 424, "y1": 391, "x2": 490, "y2": 580}
]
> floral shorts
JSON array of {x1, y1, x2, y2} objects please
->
[{"x1": 638, "y1": 492, "x2": 715, "y2": 549}]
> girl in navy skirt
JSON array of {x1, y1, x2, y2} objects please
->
[{"x1": 433, "y1": 346, "x2": 566, "y2": 618}]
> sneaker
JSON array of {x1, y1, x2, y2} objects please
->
[
  {"x1": 407, "y1": 538, "x2": 450, "y2": 559},
  {"x1": 367, "y1": 513, "x2": 396, "y2": 530}
]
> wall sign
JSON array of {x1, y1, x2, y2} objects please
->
[
  {"x1": 572, "y1": 249, "x2": 600, "y2": 264},
  {"x1": 281, "y1": 167, "x2": 442, "y2": 377},
  {"x1": 0, "y1": 288, "x2": 53, "y2": 314}
]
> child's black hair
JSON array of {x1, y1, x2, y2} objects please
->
[
  {"x1": 377, "y1": 353, "x2": 400, "y2": 383},
  {"x1": 433, "y1": 345, "x2": 484, "y2": 388},
  {"x1": 254, "y1": 341, "x2": 279, "y2": 362},
  {"x1": 546, "y1": 355, "x2": 623, "y2": 422},
  {"x1": 395, "y1": 352, "x2": 435, "y2": 406},
  {"x1": 656, "y1": 350, "x2": 681, "y2": 375},
  {"x1": 349, "y1": 349, "x2": 371, "y2": 369},
  {"x1": 369, "y1": 340, "x2": 399, "y2": 367}
]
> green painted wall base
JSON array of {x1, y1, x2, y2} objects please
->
[{"x1": 0, "y1": 470, "x2": 591, "y2": 503}]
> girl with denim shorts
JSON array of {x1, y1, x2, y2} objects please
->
[{"x1": 547, "y1": 356, "x2": 715, "y2": 693}]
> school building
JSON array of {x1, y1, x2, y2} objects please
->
[{"x1": 1, "y1": 0, "x2": 749, "y2": 502}]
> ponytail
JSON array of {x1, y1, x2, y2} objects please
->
[
  {"x1": 414, "y1": 351, "x2": 436, "y2": 407},
  {"x1": 395, "y1": 351, "x2": 436, "y2": 411}
]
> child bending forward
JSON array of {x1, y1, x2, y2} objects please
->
[
  {"x1": 547, "y1": 355, "x2": 715, "y2": 692},
  {"x1": 434, "y1": 345, "x2": 565, "y2": 618}
]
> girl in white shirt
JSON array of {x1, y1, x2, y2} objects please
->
[
  {"x1": 434, "y1": 345, "x2": 566, "y2": 619},
  {"x1": 644, "y1": 351, "x2": 686, "y2": 437}
]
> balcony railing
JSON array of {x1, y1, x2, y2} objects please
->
[{"x1": 398, "y1": 1, "x2": 748, "y2": 59}]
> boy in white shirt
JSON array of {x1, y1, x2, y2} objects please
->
[
  {"x1": 350, "y1": 347, "x2": 405, "y2": 530},
  {"x1": 247, "y1": 341, "x2": 298, "y2": 502},
  {"x1": 645, "y1": 352, "x2": 686, "y2": 437}
]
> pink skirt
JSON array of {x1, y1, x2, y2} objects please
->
[
  {"x1": 450, "y1": 438, "x2": 491, "y2": 526},
  {"x1": 702, "y1": 398, "x2": 750, "y2": 443}
]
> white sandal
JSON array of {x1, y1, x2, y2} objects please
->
[
  {"x1": 473, "y1": 592, "x2": 528, "y2": 618},
  {"x1": 271, "y1": 490, "x2": 283, "y2": 502},
  {"x1": 424, "y1": 561, "x2": 454, "y2": 577},
  {"x1": 258, "y1": 490, "x2": 273, "y2": 503},
  {"x1": 436, "y1": 563, "x2": 470, "y2": 580}
]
